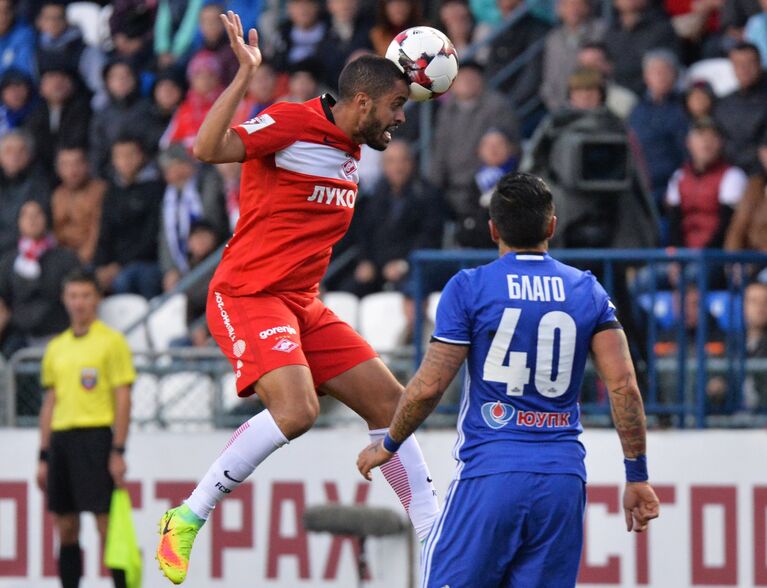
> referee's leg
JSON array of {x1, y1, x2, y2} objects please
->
[{"x1": 54, "y1": 514, "x2": 82, "y2": 588}]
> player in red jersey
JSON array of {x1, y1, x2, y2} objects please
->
[{"x1": 156, "y1": 12, "x2": 440, "y2": 584}]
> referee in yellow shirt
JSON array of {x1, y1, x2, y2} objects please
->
[{"x1": 36, "y1": 270, "x2": 135, "y2": 588}]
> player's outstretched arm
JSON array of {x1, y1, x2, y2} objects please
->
[
  {"x1": 193, "y1": 11, "x2": 259, "y2": 164},
  {"x1": 591, "y1": 328, "x2": 660, "y2": 533},
  {"x1": 357, "y1": 342, "x2": 468, "y2": 480}
]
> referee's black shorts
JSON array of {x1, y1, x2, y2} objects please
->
[{"x1": 47, "y1": 427, "x2": 114, "y2": 514}]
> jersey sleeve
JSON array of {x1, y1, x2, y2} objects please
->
[
  {"x1": 591, "y1": 278, "x2": 621, "y2": 334},
  {"x1": 432, "y1": 271, "x2": 472, "y2": 345},
  {"x1": 41, "y1": 343, "x2": 55, "y2": 389},
  {"x1": 232, "y1": 104, "x2": 300, "y2": 160},
  {"x1": 105, "y1": 334, "x2": 137, "y2": 388}
]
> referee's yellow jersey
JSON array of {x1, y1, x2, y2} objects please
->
[{"x1": 41, "y1": 320, "x2": 136, "y2": 431}]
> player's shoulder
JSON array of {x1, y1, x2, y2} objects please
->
[
  {"x1": 45, "y1": 329, "x2": 71, "y2": 354},
  {"x1": 92, "y1": 320, "x2": 130, "y2": 347}
]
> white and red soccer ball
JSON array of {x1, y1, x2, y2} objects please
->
[{"x1": 385, "y1": 26, "x2": 459, "y2": 102}]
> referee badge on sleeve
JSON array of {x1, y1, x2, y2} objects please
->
[{"x1": 80, "y1": 368, "x2": 98, "y2": 390}]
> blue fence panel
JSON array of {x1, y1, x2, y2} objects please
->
[{"x1": 410, "y1": 248, "x2": 767, "y2": 428}]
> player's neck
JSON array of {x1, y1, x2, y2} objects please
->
[
  {"x1": 330, "y1": 102, "x2": 362, "y2": 144},
  {"x1": 498, "y1": 241, "x2": 548, "y2": 257},
  {"x1": 71, "y1": 318, "x2": 96, "y2": 337}
]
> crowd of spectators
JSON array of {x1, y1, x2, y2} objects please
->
[{"x1": 0, "y1": 0, "x2": 766, "y2": 410}]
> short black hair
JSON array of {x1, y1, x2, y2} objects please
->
[
  {"x1": 338, "y1": 55, "x2": 408, "y2": 101},
  {"x1": 489, "y1": 172, "x2": 554, "y2": 248},
  {"x1": 729, "y1": 41, "x2": 760, "y2": 60},
  {"x1": 112, "y1": 134, "x2": 145, "y2": 151},
  {"x1": 63, "y1": 268, "x2": 101, "y2": 293}
]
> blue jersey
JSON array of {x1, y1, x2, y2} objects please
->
[{"x1": 432, "y1": 251, "x2": 619, "y2": 482}]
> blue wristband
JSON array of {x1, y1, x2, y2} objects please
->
[
  {"x1": 624, "y1": 455, "x2": 648, "y2": 482},
  {"x1": 382, "y1": 433, "x2": 402, "y2": 453}
]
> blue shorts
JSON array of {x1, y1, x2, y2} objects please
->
[{"x1": 421, "y1": 472, "x2": 586, "y2": 588}]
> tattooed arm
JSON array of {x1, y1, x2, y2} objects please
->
[
  {"x1": 357, "y1": 341, "x2": 468, "y2": 480},
  {"x1": 591, "y1": 328, "x2": 646, "y2": 458},
  {"x1": 591, "y1": 327, "x2": 660, "y2": 532}
]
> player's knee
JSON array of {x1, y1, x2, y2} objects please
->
[
  {"x1": 367, "y1": 384, "x2": 403, "y2": 429},
  {"x1": 273, "y1": 395, "x2": 319, "y2": 439},
  {"x1": 56, "y1": 516, "x2": 80, "y2": 545}
]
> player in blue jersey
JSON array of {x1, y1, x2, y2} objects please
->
[{"x1": 357, "y1": 172, "x2": 660, "y2": 587}]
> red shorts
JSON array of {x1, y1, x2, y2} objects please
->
[{"x1": 207, "y1": 289, "x2": 377, "y2": 396}]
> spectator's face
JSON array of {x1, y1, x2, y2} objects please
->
[
  {"x1": 745, "y1": 284, "x2": 767, "y2": 330},
  {"x1": 111, "y1": 141, "x2": 144, "y2": 181},
  {"x1": 439, "y1": 1, "x2": 472, "y2": 40},
  {"x1": 0, "y1": 0, "x2": 13, "y2": 36},
  {"x1": 578, "y1": 48, "x2": 611, "y2": 75},
  {"x1": 40, "y1": 71, "x2": 74, "y2": 105},
  {"x1": 569, "y1": 87, "x2": 602, "y2": 110},
  {"x1": 385, "y1": 0, "x2": 413, "y2": 26},
  {"x1": 0, "y1": 135, "x2": 31, "y2": 177},
  {"x1": 199, "y1": 6, "x2": 225, "y2": 44},
  {"x1": 154, "y1": 79, "x2": 183, "y2": 111},
  {"x1": 288, "y1": 0, "x2": 321, "y2": 29},
  {"x1": 478, "y1": 131, "x2": 514, "y2": 166},
  {"x1": 730, "y1": 49, "x2": 762, "y2": 90},
  {"x1": 644, "y1": 58, "x2": 677, "y2": 98},
  {"x1": 18, "y1": 201, "x2": 47, "y2": 240},
  {"x1": 614, "y1": 0, "x2": 646, "y2": 14},
  {"x1": 37, "y1": 4, "x2": 67, "y2": 38},
  {"x1": 685, "y1": 87, "x2": 713, "y2": 118},
  {"x1": 497, "y1": 0, "x2": 523, "y2": 15},
  {"x1": 382, "y1": 141, "x2": 414, "y2": 188},
  {"x1": 687, "y1": 128, "x2": 722, "y2": 168},
  {"x1": 248, "y1": 66, "x2": 276, "y2": 103},
  {"x1": 1, "y1": 82, "x2": 30, "y2": 110},
  {"x1": 190, "y1": 69, "x2": 219, "y2": 95},
  {"x1": 162, "y1": 159, "x2": 196, "y2": 187},
  {"x1": 106, "y1": 64, "x2": 136, "y2": 100},
  {"x1": 113, "y1": 32, "x2": 145, "y2": 57},
  {"x1": 451, "y1": 67, "x2": 483, "y2": 101},
  {"x1": 188, "y1": 229, "x2": 217, "y2": 260},
  {"x1": 557, "y1": 0, "x2": 590, "y2": 27},
  {"x1": 63, "y1": 281, "x2": 100, "y2": 325},
  {"x1": 328, "y1": 0, "x2": 359, "y2": 23},
  {"x1": 679, "y1": 288, "x2": 700, "y2": 329},
  {"x1": 288, "y1": 72, "x2": 318, "y2": 102},
  {"x1": 56, "y1": 149, "x2": 90, "y2": 189}
]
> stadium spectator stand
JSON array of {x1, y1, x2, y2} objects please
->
[{"x1": 0, "y1": 0, "x2": 764, "y2": 427}]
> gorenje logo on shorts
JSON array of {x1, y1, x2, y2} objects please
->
[{"x1": 259, "y1": 325, "x2": 297, "y2": 340}]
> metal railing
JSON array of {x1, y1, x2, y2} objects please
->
[{"x1": 410, "y1": 248, "x2": 767, "y2": 429}]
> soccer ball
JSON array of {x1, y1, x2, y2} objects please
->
[{"x1": 385, "y1": 26, "x2": 459, "y2": 102}]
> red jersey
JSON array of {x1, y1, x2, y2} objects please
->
[{"x1": 210, "y1": 95, "x2": 361, "y2": 299}]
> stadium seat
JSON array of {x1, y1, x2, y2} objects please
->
[
  {"x1": 65, "y1": 2, "x2": 103, "y2": 47},
  {"x1": 359, "y1": 292, "x2": 407, "y2": 353},
  {"x1": 426, "y1": 291, "x2": 442, "y2": 324},
  {"x1": 706, "y1": 291, "x2": 744, "y2": 332},
  {"x1": 98, "y1": 294, "x2": 150, "y2": 352},
  {"x1": 322, "y1": 291, "x2": 360, "y2": 329},
  {"x1": 636, "y1": 291, "x2": 676, "y2": 330},
  {"x1": 147, "y1": 294, "x2": 188, "y2": 352},
  {"x1": 220, "y1": 373, "x2": 242, "y2": 413},
  {"x1": 158, "y1": 372, "x2": 214, "y2": 431},
  {"x1": 131, "y1": 374, "x2": 159, "y2": 425},
  {"x1": 686, "y1": 59, "x2": 738, "y2": 97}
]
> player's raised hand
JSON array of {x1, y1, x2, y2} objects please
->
[
  {"x1": 357, "y1": 440, "x2": 394, "y2": 481},
  {"x1": 623, "y1": 482, "x2": 660, "y2": 532},
  {"x1": 220, "y1": 11, "x2": 261, "y2": 70}
]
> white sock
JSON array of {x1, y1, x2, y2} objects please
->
[
  {"x1": 369, "y1": 428, "x2": 441, "y2": 541},
  {"x1": 185, "y1": 410, "x2": 288, "y2": 520}
]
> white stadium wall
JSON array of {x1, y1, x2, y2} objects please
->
[{"x1": 0, "y1": 428, "x2": 766, "y2": 588}]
